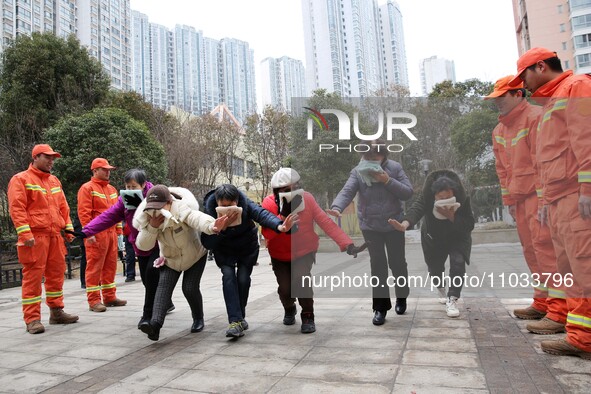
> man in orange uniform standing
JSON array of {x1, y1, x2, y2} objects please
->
[
  {"x1": 8, "y1": 144, "x2": 79, "y2": 334},
  {"x1": 78, "y1": 158, "x2": 126, "y2": 312},
  {"x1": 508, "y1": 47, "x2": 591, "y2": 360},
  {"x1": 487, "y1": 76, "x2": 568, "y2": 335}
]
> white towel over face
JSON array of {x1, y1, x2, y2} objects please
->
[{"x1": 433, "y1": 197, "x2": 461, "y2": 220}]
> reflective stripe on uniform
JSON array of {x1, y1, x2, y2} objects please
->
[
  {"x1": 511, "y1": 128, "x2": 529, "y2": 146},
  {"x1": 567, "y1": 313, "x2": 591, "y2": 329},
  {"x1": 65, "y1": 223, "x2": 74, "y2": 231},
  {"x1": 50, "y1": 187, "x2": 62, "y2": 194},
  {"x1": 536, "y1": 189, "x2": 543, "y2": 198},
  {"x1": 16, "y1": 224, "x2": 31, "y2": 234},
  {"x1": 25, "y1": 184, "x2": 47, "y2": 194},
  {"x1": 22, "y1": 296, "x2": 42, "y2": 305},
  {"x1": 90, "y1": 191, "x2": 107, "y2": 199},
  {"x1": 578, "y1": 171, "x2": 591, "y2": 183},
  {"x1": 540, "y1": 99, "x2": 568, "y2": 125},
  {"x1": 501, "y1": 188, "x2": 510, "y2": 196},
  {"x1": 109, "y1": 193, "x2": 118, "y2": 199},
  {"x1": 101, "y1": 282, "x2": 116, "y2": 290},
  {"x1": 495, "y1": 135, "x2": 506, "y2": 147},
  {"x1": 86, "y1": 285, "x2": 101, "y2": 293},
  {"x1": 548, "y1": 287, "x2": 567, "y2": 299},
  {"x1": 45, "y1": 290, "x2": 63, "y2": 298}
]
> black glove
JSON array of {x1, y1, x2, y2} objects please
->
[
  {"x1": 65, "y1": 230, "x2": 87, "y2": 239},
  {"x1": 346, "y1": 242, "x2": 369, "y2": 258},
  {"x1": 124, "y1": 193, "x2": 143, "y2": 209}
]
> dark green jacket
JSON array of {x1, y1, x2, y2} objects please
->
[{"x1": 404, "y1": 170, "x2": 475, "y2": 264}]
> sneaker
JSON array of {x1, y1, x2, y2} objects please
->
[
  {"x1": 26, "y1": 320, "x2": 45, "y2": 334},
  {"x1": 437, "y1": 287, "x2": 447, "y2": 304},
  {"x1": 226, "y1": 321, "x2": 244, "y2": 337},
  {"x1": 541, "y1": 339, "x2": 591, "y2": 360},
  {"x1": 105, "y1": 298, "x2": 127, "y2": 307},
  {"x1": 526, "y1": 317, "x2": 566, "y2": 335},
  {"x1": 240, "y1": 319, "x2": 249, "y2": 331},
  {"x1": 301, "y1": 312, "x2": 316, "y2": 334},
  {"x1": 89, "y1": 303, "x2": 107, "y2": 312},
  {"x1": 283, "y1": 305, "x2": 297, "y2": 325},
  {"x1": 446, "y1": 296, "x2": 460, "y2": 318},
  {"x1": 125, "y1": 277, "x2": 135, "y2": 282},
  {"x1": 513, "y1": 306, "x2": 546, "y2": 320}
]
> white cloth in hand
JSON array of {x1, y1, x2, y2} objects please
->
[{"x1": 433, "y1": 197, "x2": 461, "y2": 220}]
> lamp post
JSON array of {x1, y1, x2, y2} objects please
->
[{"x1": 419, "y1": 159, "x2": 432, "y2": 176}]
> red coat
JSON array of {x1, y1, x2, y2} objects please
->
[{"x1": 261, "y1": 191, "x2": 352, "y2": 261}]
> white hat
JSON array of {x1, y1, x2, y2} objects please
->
[{"x1": 271, "y1": 168, "x2": 301, "y2": 188}]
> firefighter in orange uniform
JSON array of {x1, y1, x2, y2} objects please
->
[
  {"x1": 487, "y1": 76, "x2": 568, "y2": 335},
  {"x1": 508, "y1": 47, "x2": 591, "y2": 360},
  {"x1": 78, "y1": 158, "x2": 126, "y2": 312},
  {"x1": 7, "y1": 144, "x2": 79, "y2": 334}
]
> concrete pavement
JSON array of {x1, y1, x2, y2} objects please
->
[{"x1": 0, "y1": 243, "x2": 589, "y2": 393}]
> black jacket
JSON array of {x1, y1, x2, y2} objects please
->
[
  {"x1": 404, "y1": 170, "x2": 475, "y2": 264},
  {"x1": 201, "y1": 189, "x2": 281, "y2": 255}
]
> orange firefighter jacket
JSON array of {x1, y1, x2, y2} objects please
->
[
  {"x1": 532, "y1": 70, "x2": 591, "y2": 203},
  {"x1": 7, "y1": 164, "x2": 74, "y2": 243},
  {"x1": 492, "y1": 100, "x2": 543, "y2": 206},
  {"x1": 77, "y1": 177, "x2": 122, "y2": 233}
]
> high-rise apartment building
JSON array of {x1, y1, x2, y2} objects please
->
[
  {"x1": 174, "y1": 24, "x2": 205, "y2": 115},
  {"x1": 512, "y1": 0, "x2": 591, "y2": 74},
  {"x1": 260, "y1": 56, "x2": 306, "y2": 112},
  {"x1": 77, "y1": 0, "x2": 132, "y2": 91},
  {"x1": 301, "y1": 0, "x2": 408, "y2": 97},
  {"x1": 150, "y1": 23, "x2": 175, "y2": 110},
  {"x1": 379, "y1": 0, "x2": 409, "y2": 89},
  {"x1": 219, "y1": 38, "x2": 256, "y2": 120},
  {"x1": 420, "y1": 55, "x2": 456, "y2": 96},
  {"x1": 131, "y1": 11, "x2": 151, "y2": 101},
  {"x1": 1, "y1": 0, "x2": 76, "y2": 51}
]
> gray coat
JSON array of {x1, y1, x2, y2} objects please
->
[{"x1": 331, "y1": 159, "x2": 413, "y2": 232}]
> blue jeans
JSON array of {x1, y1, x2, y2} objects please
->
[{"x1": 215, "y1": 248, "x2": 259, "y2": 323}]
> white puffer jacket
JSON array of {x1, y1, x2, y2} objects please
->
[{"x1": 133, "y1": 187, "x2": 216, "y2": 272}]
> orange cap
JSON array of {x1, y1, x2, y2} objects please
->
[
  {"x1": 32, "y1": 144, "x2": 61, "y2": 158},
  {"x1": 484, "y1": 75, "x2": 523, "y2": 99},
  {"x1": 91, "y1": 158, "x2": 116, "y2": 170},
  {"x1": 508, "y1": 47, "x2": 557, "y2": 87}
]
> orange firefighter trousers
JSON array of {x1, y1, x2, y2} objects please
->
[{"x1": 85, "y1": 230, "x2": 119, "y2": 306}]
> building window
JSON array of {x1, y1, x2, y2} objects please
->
[
  {"x1": 572, "y1": 14, "x2": 591, "y2": 30},
  {"x1": 565, "y1": 60, "x2": 570, "y2": 69},
  {"x1": 575, "y1": 33, "x2": 591, "y2": 48},
  {"x1": 557, "y1": 4, "x2": 563, "y2": 13},
  {"x1": 562, "y1": 41, "x2": 567, "y2": 50},
  {"x1": 576, "y1": 53, "x2": 591, "y2": 68},
  {"x1": 232, "y1": 157, "x2": 245, "y2": 177},
  {"x1": 560, "y1": 23, "x2": 566, "y2": 32},
  {"x1": 571, "y1": 0, "x2": 591, "y2": 11}
]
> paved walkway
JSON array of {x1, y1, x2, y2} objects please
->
[{"x1": 0, "y1": 243, "x2": 589, "y2": 393}]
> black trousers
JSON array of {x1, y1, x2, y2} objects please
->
[
  {"x1": 362, "y1": 230, "x2": 410, "y2": 312},
  {"x1": 138, "y1": 248, "x2": 160, "y2": 319},
  {"x1": 271, "y1": 252, "x2": 315, "y2": 314},
  {"x1": 424, "y1": 247, "x2": 466, "y2": 299},
  {"x1": 151, "y1": 255, "x2": 207, "y2": 327}
]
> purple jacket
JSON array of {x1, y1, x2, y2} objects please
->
[{"x1": 82, "y1": 182, "x2": 157, "y2": 256}]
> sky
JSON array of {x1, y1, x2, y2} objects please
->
[{"x1": 129, "y1": 0, "x2": 519, "y2": 99}]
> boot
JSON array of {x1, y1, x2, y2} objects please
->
[
  {"x1": 26, "y1": 320, "x2": 45, "y2": 334},
  {"x1": 140, "y1": 320, "x2": 161, "y2": 341},
  {"x1": 49, "y1": 308, "x2": 79, "y2": 324},
  {"x1": 283, "y1": 305, "x2": 297, "y2": 325},
  {"x1": 105, "y1": 298, "x2": 127, "y2": 307},
  {"x1": 526, "y1": 317, "x2": 566, "y2": 335},
  {"x1": 541, "y1": 339, "x2": 591, "y2": 360},
  {"x1": 513, "y1": 306, "x2": 545, "y2": 320},
  {"x1": 300, "y1": 312, "x2": 316, "y2": 334}
]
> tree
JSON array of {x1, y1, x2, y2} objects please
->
[
  {"x1": 243, "y1": 106, "x2": 292, "y2": 201},
  {"x1": 289, "y1": 90, "x2": 372, "y2": 206},
  {"x1": 165, "y1": 114, "x2": 241, "y2": 198},
  {"x1": 44, "y1": 108, "x2": 167, "y2": 207},
  {"x1": 0, "y1": 33, "x2": 110, "y2": 189}
]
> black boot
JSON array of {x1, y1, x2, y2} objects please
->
[
  {"x1": 140, "y1": 321, "x2": 161, "y2": 341},
  {"x1": 137, "y1": 316, "x2": 149, "y2": 330},
  {"x1": 372, "y1": 310, "x2": 386, "y2": 325},
  {"x1": 283, "y1": 305, "x2": 297, "y2": 325},
  {"x1": 191, "y1": 318, "x2": 204, "y2": 333},
  {"x1": 395, "y1": 298, "x2": 407, "y2": 315},
  {"x1": 300, "y1": 312, "x2": 316, "y2": 333}
]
